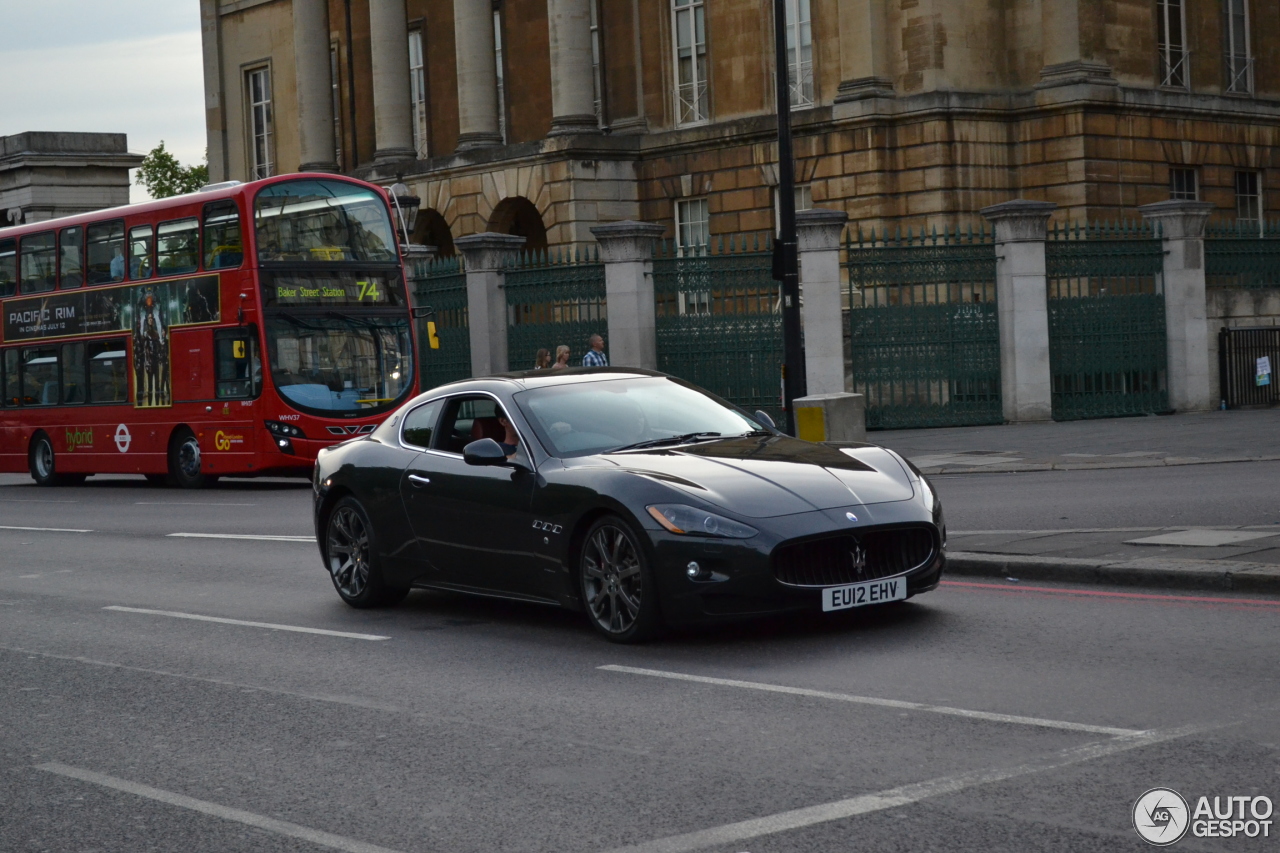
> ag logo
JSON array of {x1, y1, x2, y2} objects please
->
[
  {"x1": 1134, "y1": 788, "x2": 1190, "y2": 846},
  {"x1": 114, "y1": 424, "x2": 132, "y2": 453}
]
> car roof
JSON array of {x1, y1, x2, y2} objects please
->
[{"x1": 419, "y1": 367, "x2": 666, "y2": 398}]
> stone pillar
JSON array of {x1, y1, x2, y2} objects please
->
[
  {"x1": 981, "y1": 200, "x2": 1057, "y2": 423},
  {"x1": 1140, "y1": 200, "x2": 1215, "y2": 413},
  {"x1": 455, "y1": 233, "x2": 525, "y2": 376},
  {"x1": 293, "y1": 0, "x2": 339, "y2": 172},
  {"x1": 835, "y1": 0, "x2": 894, "y2": 101},
  {"x1": 797, "y1": 209, "x2": 849, "y2": 395},
  {"x1": 547, "y1": 0, "x2": 599, "y2": 135},
  {"x1": 1037, "y1": 0, "x2": 1117, "y2": 88},
  {"x1": 368, "y1": 0, "x2": 416, "y2": 166},
  {"x1": 199, "y1": 0, "x2": 228, "y2": 182},
  {"x1": 453, "y1": 0, "x2": 503, "y2": 151},
  {"x1": 591, "y1": 221, "x2": 664, "y2": 369}
]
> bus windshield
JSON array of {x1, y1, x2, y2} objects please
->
[
  {"x1": 254, "y1": 179, "x2": 397, "y2": 264},
  {"x1": 265, "y1": 314, "x2": 413, "y2": 415}
]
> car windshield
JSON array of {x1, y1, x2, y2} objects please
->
[
  {"x1": 254, "y1": 179, "x2": 397, "y2": 264},
  {"x1": 265, "y1": 314, "x2": 413, "y2": 415},
  {"x1": 516, "y1": 376, "x2": 763, "y2": 458}
]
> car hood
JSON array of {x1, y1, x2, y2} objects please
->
[{"x1": 597, "y1": 435, "x2": 915, "y2": 518}]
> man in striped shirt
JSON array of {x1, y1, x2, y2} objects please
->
[{"x1": 582, "y1": 333, "x2": 608, "y2": 367}]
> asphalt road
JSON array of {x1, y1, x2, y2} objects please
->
[{"x1": 1, "y1": 468, "x2": 1277, "y2": 852}]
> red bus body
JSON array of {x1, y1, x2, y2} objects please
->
[{"x1": 0, "y1": 174, "x2": 419, "y2": 484}]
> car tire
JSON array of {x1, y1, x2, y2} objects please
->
[
  {"x1": 167, "y1": 428, "x2": 210, "y2": 489},
  {"x1": 579, "y1": 515, "x2": 662, "y2": 643},
  {"x1": 324, "y1": 496, "x2": 409, "y2": 609},
  {"x1": 29, "y1": 433, "x2": 66, "y2": 487}
]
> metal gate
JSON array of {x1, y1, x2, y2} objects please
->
[
  {"x1": 846, "y1": 228, "x2": 1002, "y2": 430},
  {"x1": 1046, "y1": 223, "x2": 1168, "y2": 420},
  {"x1": 410, "y1": 256, "x2": 471, "y2": 391},
  {"x1": 1219, "y1": 326, "x2": 1279, "y2": 408},
  {"x1": 505, "y1": 248, "x2": 606, "y2": 371}
]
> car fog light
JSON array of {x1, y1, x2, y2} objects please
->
[{"x1": 686, "y1": 561, "x2": 701, "y2": 578}]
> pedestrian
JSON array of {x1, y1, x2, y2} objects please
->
[
  {"x1": 582, "y1": 333, "x2": 608, "y2": 367},
  {"x1": 534, "y1": 348, "x2": 551, "y2": 369},
  {"x1": 550, "y1": 345, "x2": 571, "y2": 370}
]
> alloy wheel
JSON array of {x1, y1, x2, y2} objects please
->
[
  {"x1": 177, "y1": 436, "x2": 202, "y2": 480},
  {"x1": 328, "y1": 506, "x2": 371, "y2": 599},
  {"x1": 582, "y1": 524, "x2": 643, "y2": 635}
]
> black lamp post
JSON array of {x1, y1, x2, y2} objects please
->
[
  {"x1": 771, "y1": 0, "x2": 805, "y2": 435},
  {"x1": 388, "y1": 181, "x2": 421, "y2": 245}
]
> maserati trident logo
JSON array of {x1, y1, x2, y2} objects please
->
[{"x1": 849, "y1": 541, "x2": 867, "y2": 577}]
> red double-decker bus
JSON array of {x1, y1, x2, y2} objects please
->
[{"x1": 0, "y1": 174, "x2": 418, "y2": 487}]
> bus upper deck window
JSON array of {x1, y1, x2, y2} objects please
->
[
  {"x1": 19, "y1": 232, "x2": 56, "y2": 294},
  {"x1": 60, "y1": 227, "x2": 84, "y2": 289},
  {"x1": 203, "y1": 202, "x2": 243, "y2": 270},
  {"x1": 86, "y1": 221, "x2": 125, "y2": 284},
  {"x1": 0, "y1": 240, "x2": 15, "y2": 297},
  {"x1": 157, "y1": 219, "x2": 199, "y2": 276},
  {"x1": 129, "y1": 225, "x2": 154, "y2": 280}
]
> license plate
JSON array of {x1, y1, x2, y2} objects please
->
[{"x1": 821, "y1": 577, "x2": 907, "y2": 612}]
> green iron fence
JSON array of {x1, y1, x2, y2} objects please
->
[
  {"x1": 653, "y1": 235, "x2": 785, "y2": 428},
  {"x1": 1206, "y1": 221, "x2": 1280, "y2": 289},
  {"x1": 1046, "y1": 222, "x2": 1168, "y2": 420},
  {"x1": 505, "y1": 246, "x2": 606, "y2": 371},
  {"x1": 409, "y1": 256, "x2": 471, "y2": 391},
  {"x1": 845, "y1": 226, "x2": 1002, "y2": 430}
]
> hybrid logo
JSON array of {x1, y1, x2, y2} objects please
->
[{"x1": 1133, "y1": 788, "x2": 1189, "y2": 846}]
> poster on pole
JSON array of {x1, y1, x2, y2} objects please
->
[{"x1": 1258, "y1": 356, "x2": 1272, "y2": 387}]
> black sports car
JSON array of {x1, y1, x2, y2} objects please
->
[{"x1": 312, "y1": 368, "x2": 945, "y2": 642}]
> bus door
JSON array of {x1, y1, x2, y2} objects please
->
[{"x1": 200, "y1": 327, "x2": 260, "y2": 469}]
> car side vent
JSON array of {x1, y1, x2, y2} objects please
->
[{"x1": 772, "y1": 527, "x2": 935, "y2": 587}]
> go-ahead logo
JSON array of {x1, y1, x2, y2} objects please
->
[{"x1": 1133, "y1": 788, "x2": 1190, "y2": 846}]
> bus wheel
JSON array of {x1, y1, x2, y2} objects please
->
[
  {"x1": 168, "y1": 428, "x2": 210, "y2": 489},
  {"x1": 29, "y1": 433, "x2": 63, "y2": 487}
]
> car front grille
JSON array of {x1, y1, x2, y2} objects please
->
[{"x1": 772, "y1": 527, "x2": 936, "y2": 587}]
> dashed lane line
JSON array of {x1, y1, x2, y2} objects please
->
[
  {"x1": 166, "y1": 532, "x2": 313, "y2": 542},
  {"x1": 599, "y1": 665, "x2": 1142, "y2": 737},
  {"x1": 36, "y1": 763, "x2": 407, "y2": 853},
  {"x1": 102, "y1": 606, "x2": 390, "y2": 641},
  {"x1": 0, "y1": 525, "x2": 92, "y2": 533}
]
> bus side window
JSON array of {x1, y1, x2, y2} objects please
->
[
  {"x1": 157, "y1": 218, "x2": 199, "y2": 276},
  {"x1": 61, "y1": 343, "x2": 86, "y2": 405},
  {"x1": 2, "y1": 349, "x2": 18, "y2": 406},
  {"x1": 129, "y1": 225, "x2": 154, "y2": 280},
  {"x1": 60, "y1": 226, "x2": 84, "y2": 289},
  {"x1": 21, "y1": 347, "x2": 60, "y2": 406},
  {"x1": 215, "y1": 329, "x2": 260, "y2": 399},
  {"x1": 0, "y1": 239, "x2": 14, "y2": 298},
  {"x1": 203, "y1": 202, "x2": 243, "y2": 270},
  {"x1": 86, "y1": 221, "x2": 125, "y2": 284},
  {"x1": 87, "y1": 339, "x2": 129, "y2": 403},
  {"x1": 20, "y1": 232, "x2": 57, "y2": 294}
]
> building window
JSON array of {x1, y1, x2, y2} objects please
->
[
  {"x1": 672, "y1": 0, "x2": 708, "y2": 125},
  {"x1": 1235, "y1": 171, "x2": 1262, "y2": 233},
  {"x1": 330, "y1": 43, "x2": 343, "y2": 169},
  {"x1": 1169, "y1": 167, "x2": 1198, "y2": 200},
  {"x1": 773, "y1": 184, "x2": 813, "y2": 233},
  {"x1": 246, "y1": 66, "x2": 274, "y2": 179},
  {"x1": 1224, "y1": 0, "x2": 1252, "y2": 94},
  {"x1": 675, "y1": 197, "x2": 710, "y2": 251},
  {"x1": 785, "y1": 0, "x2": 813, "y2": 108},
  {"x1": 1157, "y1": 0, "x2": 1189, "y2": 89},
  {"x1": 494, "y1": 10, "x2": 507, "y2": 144},
  {"x1": 590, "y1": 0, "x2": 604, "y2": 125},
  {"x1": 409, "y1": 29, "x2": 429, "y2": 159}
]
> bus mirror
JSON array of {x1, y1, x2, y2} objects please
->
[{"x1": 410, "y1": 305, "x2": 433, "y2": 318}]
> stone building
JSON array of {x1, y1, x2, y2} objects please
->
[
  {"x1": 0, "y1": 133, "x2": 144, "y2": 226},
  {"x1": 200, "y1": 0, "x2": 1280, "y2": 253}
]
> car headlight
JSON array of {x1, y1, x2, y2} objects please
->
[{"x1": 646, "y1": 504, "x2": 758, "y2": 539}]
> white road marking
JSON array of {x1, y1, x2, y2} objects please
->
[
  {"x1": 598, "y1": 723, "x2": 1208, "y2": 853},
  {"x1": 166, "y1": 532, "x2": 312, "y2": 542},
  {"x1": 102, "y1": 606, "x2": 389, "y2": 641},
  {"x1": 0, "y1": 498, "x2": 79, "y2": 503},
  {"x1": 0, "y1": 525, "x2": 92, "y2": 533},
  {"x1": 136, "y1": 501, "x2": 257, "y2": 507},
  {"x1": 36, "y1": 763, "x2": 406, "y2": 853},
  {"x1": 599, "y1": 665, "x2": 1142, "y2": 737}
]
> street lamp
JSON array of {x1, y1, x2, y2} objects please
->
[
  {"x1": 386, "y1": 181, "x2": 421, "y2": 246},
  {"x1": 771, "y1": 0, "x2": 805, "y2": 435}
]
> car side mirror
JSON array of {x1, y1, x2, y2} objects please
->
[
  {"x1": 754, "y1": 410, "x2": 777, "y2": 430},
  {"x1": 463, "y1": 438, "x2": 508, "y2": 466}
]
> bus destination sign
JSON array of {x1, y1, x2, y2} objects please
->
[
  {"x1": 263, "y1": 272, "x2": 402, "y2": 308},
  {"x1": 3, "y1": 275, "x2": 221, "y2": 343}
]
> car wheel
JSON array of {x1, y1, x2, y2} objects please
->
[
  {"x1": 325, "y1": 496, "x2": 408, "y2": 608},
  {"x1": 168, "y1": 428, "x2": 209, "y2": 489},
  {"x1": 29, "y1": 433, "x2": 63, "y2": 487},
  {"x1": 580, "y1": 515, "x2": 661, "y2": 643}
]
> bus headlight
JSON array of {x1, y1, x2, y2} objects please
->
[{"x1": 265, "y1": 420, "x2": 306, "y2": 439}]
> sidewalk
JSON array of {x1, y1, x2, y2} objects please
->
[{"x1": 869, "y1": 409, "x2": 1280, "y2": 595}]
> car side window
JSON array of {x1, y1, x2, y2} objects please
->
[
  {"x1": 434, "y1": 395, "x2": 527, "y2": 460},
  {"x1": 401, "y1": 399, "x2": 443, "y2": 449}
]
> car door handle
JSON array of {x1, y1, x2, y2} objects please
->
[{"x1": 408, "y1": 474, "x2": 431, "y2": 487}]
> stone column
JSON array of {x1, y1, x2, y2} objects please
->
[
  {"x1": 293, "y1": 0, "x2": 338, "y2": 172},
  {"x1": 453, "y1": 0, "x2": 503, "y2": 150},
  {"x1": 547, "y1": 0, "x2": 599, "y2": 135},
  {"x1": 199, "y1": 0, "x2": 228, "y2": 182},
  {"x1": 981, "y1": 200, "x2": 1057, "y2": 423},
  {"x1": 797, "y1": 208, "x2": 849, "y2": 395},
  {"x1": 1140, "y1": 200, "x2": 1215, "y2": 413},
  {"x1": 835, "y1": 0, "x2": 894, "y2": 102},
  {"x1": 455, "y1": 233, "x2": 525, "y2": 376},
  {"x1": 591, "y1": 221, "x2": 664, "y2": 369},
  {"x1": 368, "y1": 0, "x2": 416, "y2": 166},
  {"x1": 1037, "y1": 0, "x2": 1116, "y2": 88}
]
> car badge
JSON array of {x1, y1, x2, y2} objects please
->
[
  {"x1": 845, "y1": 511, "x2": 858, "y2": 522},
  {"x1": 850, "y1": 544, "x2": 867, "y2": 576}
]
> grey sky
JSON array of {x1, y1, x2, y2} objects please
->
[{"x1": 0, "y1": 1, "x2": 206, "y2": 202}]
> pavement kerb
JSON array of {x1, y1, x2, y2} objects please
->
[{"x1": 946, "y1": 551, "x2": 1280, "y2": 596}]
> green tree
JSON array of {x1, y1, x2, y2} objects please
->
[{"x1": 135, "y1": 141, "x2": 209, "y2": 199}]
